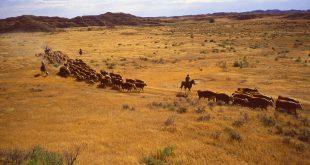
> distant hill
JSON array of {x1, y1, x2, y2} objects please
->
[
  {"x1": 212, "y1": 9, "x2": 310, "y2": 20},
  {"x1": 0, "y1": 12, "x2": 160, "y2": 33},
  {"x1": 0, "y1": 10, "x2": 309, "y2": 33}
]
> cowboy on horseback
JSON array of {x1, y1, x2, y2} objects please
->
[
  {"x1": 185, "y1": 74, "x2": 190, "y2": 85},
  {"x1": 40, "y1": 61, "x2": 49, "y2": 76},
  {"x1": 180, "y1": 74, "x2": 195, "y2": 93}
]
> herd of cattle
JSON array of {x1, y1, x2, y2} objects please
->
[
  {"x1": 37, "y1": 50, "x2": 147, "y2": 92},
  {"x1": 36, "y1": 50, "x2": 303, "y2": 115},
  {"x1": 197, "y1": 88, "x2": 303, "y2": 115},
  {"x1": 36, "y1": 50, "x2": 69, "y2": 65}
]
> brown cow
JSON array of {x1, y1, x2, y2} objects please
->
[
  {"x1": 135, "y1": 79, "x2": 145, "y2": 83},
  {"x1": 197, "y1": 90, "x2": 216, "y2": 101},
  {"x1": 215, "y1": 93, "x2": 231, "y2": 104},
  {"x1": 233, "y1": 93, "x2": 253, "y2": 101},
  {"x1": 232, "y1": 97, "x2": 249, "y2": 107},
  {"x1": 58, "y1": 65, "x2": 71, "y2": 78},
  {"x1": 100, "y1": 70, "x2": 109, "y2": 76},
  {"x1": 112, "y1": 78, "x2": 123, "y2": 89},
  {"x1": 237, "y1": 88, "x2": 258, "y2": 93},
  {"x1": 252, "y1": 94, "x2": 274, "y2": 103},
  {"x1": 99, "y1": 78, "x2": 112, "y2": 88},
  {"x1": 248, "y1": 97, "x2": 273, "y2": 110},
  {"x1": 278, "y1": 96, "x2": 300, "y2": 104},
  {"x1": 135, "y1": 82, "x2": 147, "y2": 91},
  {"x1": 121, "y1": 82, "x2": 136, "y2": 92},
  {"x1": 126, "y1": 79, "x2": 135, "y2": 84},
  {"x1": 276, "y1": 99, "x2": 302, "y2": 115}
]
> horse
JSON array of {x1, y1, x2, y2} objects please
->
[
  {"x1": 40, "y1": 61, "x2": 49, "y2": 76},
  {"x1": 180, "y1": 80, "x2": 195, "y2": 94}
]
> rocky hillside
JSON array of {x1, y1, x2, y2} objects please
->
[{"x1": 0, "y1": 12, "x2": 160, "y2": 33}]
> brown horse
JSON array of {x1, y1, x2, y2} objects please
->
[{"x1": 180, "y1": 80, "x2": 195, "y2": 94}]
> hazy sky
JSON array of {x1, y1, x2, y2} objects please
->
[{"x1": 0, "y1": 0, "x2": 309, "y2": 19}]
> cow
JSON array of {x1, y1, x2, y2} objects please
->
[
  {"x1": 197, "y1": 90, "x2": 216, "y2": 101},
  {"x1": 237, "y1": 88, "x2": 258, "y2": 93},
  {"x1": 100, "y1": 70, "x2": 109, "y2": 76},
  {"x1": 232, "y1": 97, "x2": 249, "y2": 107},
  {"x1": 126, "y1": 79, "x2": 136, "y2": 84},
  {"x1": 276, "y1": 99, "x2": 302, "y2": 115},
  {"x1": 100, "y1": 78, "x2": 112, "y2": 88},
  {"x1": 247, "y1": 97, "x2": 273, "y2": 110},
  {"x1": 232, "y1": 93, "x2": 253, "y2": 101},
  {"x1": 112, "y1": 78, "x2": 123, "y2": 89},
  {"x1": 215, "y1": 93, "x2": 231, "y2": 104},
  {"x1": 278, "y1": 96, "x2": 300, "y2": 104},
  {"x1": 135, "y1": 82, "x2": 147, "y2": 91},
  {"x1": 252, "y1": 94, "x2": 274, "y2": 103},
  {"x1": 121, "y1": 82, "x2": 136, "y2": 92},
  {"x1": 110, "y1": 73, "x2": 122, "y2": 79},
  {"x1": 135, "y1": 79, "x2": 145, "y2": 83},
  {"x1": 58, "y1": 65, "x2": 71, "y2": 78}
]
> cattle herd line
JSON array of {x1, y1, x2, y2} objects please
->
[
  {"x1": 197, "y1": 88, "x2": 303, "y2": 115},
  {"x1": 36, "y1": 50, "x2": 147, "y2": 92},
  {"x1": 36, "y1": 50, "x2": 303, "y2": 116}
]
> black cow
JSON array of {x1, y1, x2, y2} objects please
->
[{"x1": 197, "y1": 90, "x2": 216, "y2": 101}]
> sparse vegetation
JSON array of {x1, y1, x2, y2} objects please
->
[
  {"x1": 224, "y1": 127, "x2": 242, "y2": 141},
  {"x1": 197, "y1": 114, "x2": 211, "y2": 122},
  {"x1": 233, "y1": 112, "x2": 249, "y2": 127},
  {"x1": 208, "y1": 18, "x2": 215, "y2": 23},
  {"x1": 258, "y1": 114, "x2": 276, "y2": 127},
  {"x1": 141, "y1": 146, "x2": 176, "y2": 165},
  {"x1": 122, "y1": 104, "x2": 135, "y2": 111},
  {"x1": 1, "y1": 13, "x2": 309, "y2": 165},
  {"x1": 233, "y1": 57, "x2": 249, "y2": 68},
  {"x1": 0, "y1": 145, "x2": 80, "y2": 165}
]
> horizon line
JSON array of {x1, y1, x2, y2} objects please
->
[{"x1": 1, "y1": 8, "x2": 309, "y2": 20}]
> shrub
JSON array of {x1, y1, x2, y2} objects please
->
[
  {"x1": 0, "y1": 145, "x2": 82, "y2": 165},
  {"x1": 211, "y1": 131, "x2": 221, "y2": 139},
  {"x1": 259, "y1": 114, "x2": 276, "y2": 127},
  {"x1": 63, "y1": 146, "x2": 80, "y2": 165},
  {"x1": 190, "y1": 33, "x2": 194, "y2": 39},
  {"x1": 224, "y1": 127, "x2": 242, "y2": 141},
  {"x1": 106, "y1": 63, "x2": 116, "y2": 69},
  {"x1": 26, "y1": 146, "x2": 63, "y2": 165},
  {"x1": 208, "y1": 18, "x2": 215, "y2": 23},
  {"x1": 282, "y1": 136, "x2": 291, "y2": 145},
  {"x1": 195, "y1": 106, "x2": 205, "y2": 113},
  {"x1": 197, "y1": 115, "x2": 211, "y2": 122},
  {"x1": 233, "y1": 57, "x2": 249, "y2": 68},
  {"x1": 274, "y1": 124, "x2": 283, "y2": 134},
  {"x1": 177, "y1": 107, "x2": 187, "y2": 114},
  {"x1": 141, "y1": 146, "x2": 175, "y2": 165},
  {"x1": 294, "y1": 142, "x2": 305, "y2": 152},
  {"x1": 164, "y1": 116, "x2": 176, "y2": 126},
  {"x1": 0, "y1": 149, "x2": 27, "y2": 165},
  {"x1": 295, "y1": 57, "x2": 302, "y2": 62},
  {"x1": 122, "y1": 104, "x2": 135, "y2": 111},
  {"x1": 207, "y1": 101, "x2": 216, "y2": 110},
  {"x1": 297, "y1": 128, "x2": 310, "y2": 143},
  {"x1": 217, "y1": 61, "x2": 227, "y2": 70},
  {"x1": 233, "y1": 112, "x2": 248, "y2": 127}
]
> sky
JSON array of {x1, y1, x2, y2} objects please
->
[{"x1": 0, "y1": 0, "x2": 309, "y2": 19}]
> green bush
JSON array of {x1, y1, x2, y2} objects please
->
[
  {"x1": 0, "y1": 145, "x2": 80, "y2": 165},
  {"x1": 25, "y1": 146, "x2": 63, "y2": 165},
  {"x1": 141, "y1": 146, "x2": 175, "y2": 165}
]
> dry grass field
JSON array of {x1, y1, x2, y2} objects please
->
[{"x1": 0, "y1": 16, "x2": 309, "y2": 164}]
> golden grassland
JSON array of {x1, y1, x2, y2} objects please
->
[{"x1": 0, "y1": 16, "x2": 309, "y2": 164}]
